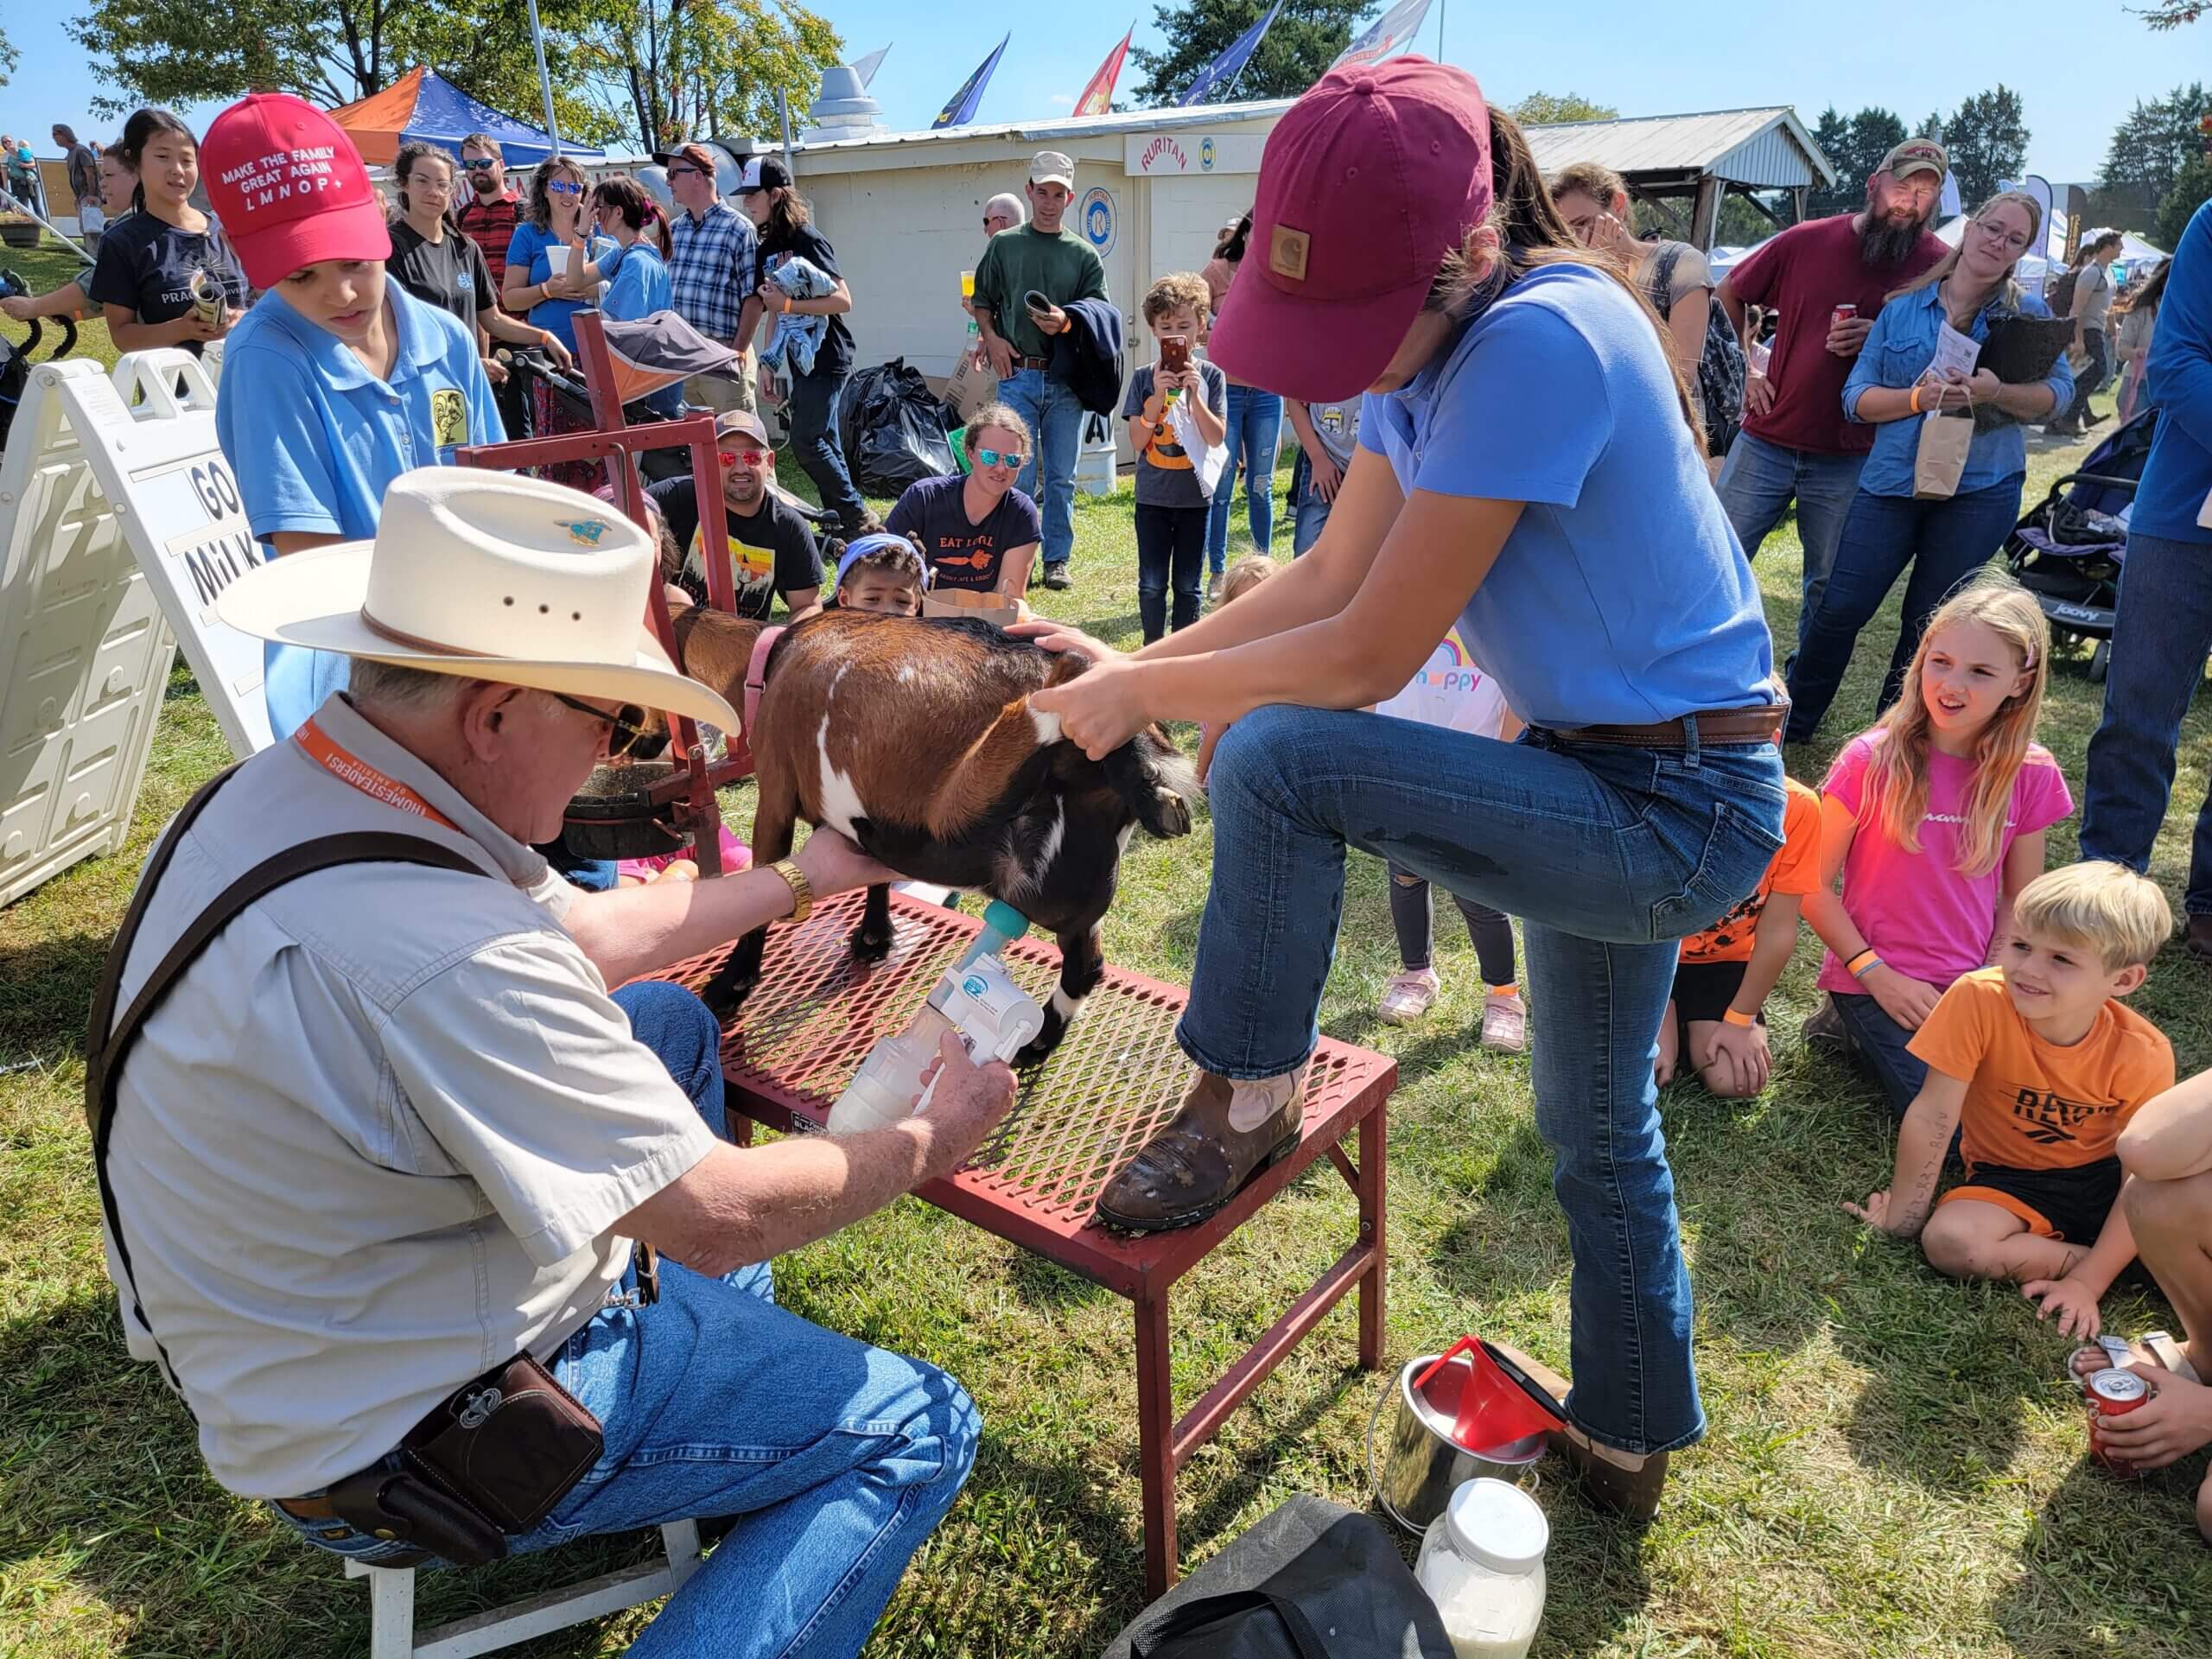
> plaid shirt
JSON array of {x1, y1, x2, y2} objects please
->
[
  {"x1": 454, "y1": 191, "x2": 524, "y2": 287},
  {"x1": 667, "y1": 200, "x2": 759, "y2": 343}
]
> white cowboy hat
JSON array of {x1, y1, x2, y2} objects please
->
[{"x1": 217, "y1": 467, "x2": 739, "y2": 732}]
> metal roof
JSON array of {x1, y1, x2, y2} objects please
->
[
  {"x1": 791, "y1": 98, "x2": 1298, "y2": 156},
  {"x1": 1522, "y1": 106, "x2": 1836, "y2": 190}
]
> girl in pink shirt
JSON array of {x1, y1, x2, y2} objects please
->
[{"x1": 1802, "y1": 581, "x2": 2073, "y2": 1116}]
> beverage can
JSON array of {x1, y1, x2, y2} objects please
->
[
  {"x1": 2088, "y1": 1366, "x2": 2149, "y2": 1476},
  {"x1": 1831, "y1": 303, "x2": 1857, "y2": 327},
  {"x1": 189, "y1": 268, "x2": 226, "y2": 326}
]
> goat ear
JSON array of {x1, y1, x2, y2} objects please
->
[{"x1": 1040, "y1": 651, "x2": 1090, "y2": 689}]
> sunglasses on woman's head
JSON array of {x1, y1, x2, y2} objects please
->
[
  {"x1": 719, "y1": 448, "x2": 771, "y2": 467},
  {"x1": 975, "y1": 447, "x2": 1024, "y2": 468},
  {"x1": 545, "y1": 690, "x2": 652, "y2": 757}
]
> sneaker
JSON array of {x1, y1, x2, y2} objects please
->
[
  {"x1": 1376, "y1": 968, "x2": 1440, "y2": 1025},
  {"x1": 1480, "y1": 990, "x2": 1527, "y2": 1053},
  {"x1": 1040, "y1": 563, "x2": 1073, "y2": 591},
  {"x1": 1802, "y1": 994, "x2": 1845, "y2": 1048},
  {"x1": 1207, "y1": 575, "x2": 1225, "y2": 604}
]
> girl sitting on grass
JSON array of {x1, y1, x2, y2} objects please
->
[{"x1": 1802, "y1": 578, "x2": 2072, "y2": 1118}]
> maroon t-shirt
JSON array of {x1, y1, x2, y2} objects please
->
[{"x1": 1727, "y1": 215, "x2": 1946, "y2": 455}]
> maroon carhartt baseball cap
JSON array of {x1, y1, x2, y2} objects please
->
[
  {"x1": 201, "y1": 93, "x2": 390, "y2": 288},
  {"x1": 1210, "y1": 59, "x2": 1493, "y2": 404}
]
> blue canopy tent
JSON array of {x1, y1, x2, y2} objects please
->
[{"x1": 329, "y1": 65, "x2": 601, "y2": 166}]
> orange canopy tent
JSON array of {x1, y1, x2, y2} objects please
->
[{"x1": 328, "y1": 65, "x2": 601, "y2": 166}]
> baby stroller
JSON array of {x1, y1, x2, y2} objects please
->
[
  {"x1": 2000, "y1": 407, "x2": 2158, "y2": 683},
  {"x1": 0, "y1": 267, "x2": 79, "y2": 453}
]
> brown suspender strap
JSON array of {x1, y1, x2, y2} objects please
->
[{"x1": 83, "y1": 766, "x2": 486, "y2": 1391}]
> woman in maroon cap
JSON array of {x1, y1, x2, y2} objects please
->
[{"x1": 1018, "y1": 59, "x2": 1785, "y2": 1518}]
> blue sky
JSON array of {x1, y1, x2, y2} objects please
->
[{"x1": 3, "y1": 2, "x2": 2186, "y2": 182}]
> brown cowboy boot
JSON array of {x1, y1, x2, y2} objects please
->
[{"x1": 1094, "y1": 1067, "x2": 1306, "y2": 1234}]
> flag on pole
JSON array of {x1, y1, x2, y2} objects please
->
[
  {"x1": 932, "y1": 34, "x2": 1009, "y2": 129},
  {"x1": 1332, "y1": 0, "x2": 1432, "y2": 69},
  {"x1": 851, "y1": 44, "x2": 892, "y2": 88},
  {"x1": 1178, "y1": 1, "x2": 1283, "y2": 106},
  {"x1": 1075, "y1": 25, "x2": 1135, "y2": 117}
]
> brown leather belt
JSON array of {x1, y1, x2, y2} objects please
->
[
  {"x1": 276, "y1": 1492, "x2": 344, "y2": 1522},
  {"x1": 1542, "y1": 703, "x2": 1789, "y2": 749},
  {"x1": 1018, "y1": 354, "x2": 1052, "y2": 371}
]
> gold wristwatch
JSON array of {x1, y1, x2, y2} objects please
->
[{"x1": 769, "y1": 857, "x2": 813, "y2": 925}]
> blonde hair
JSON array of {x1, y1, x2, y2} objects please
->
[
  {"x1": 1221, "y1": 555, "x2": 1277, "y2": 605},
  {"x1": 1861, "y1": 577, "x2": 2051, "y2": 878},
  {"x1": 1889, "y1": 190, "x2": 2043, "y2": 314},
  {"x1": 1143, "y1": 270, "x2": 1212, "y2": 327},
  {"x1": 2012, "y1": 861, "x2": 2173, "y2": 971}
]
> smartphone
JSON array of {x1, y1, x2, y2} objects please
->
[{"x1": 1158, "y1": 335, "x2": 1191, "y2": 376}]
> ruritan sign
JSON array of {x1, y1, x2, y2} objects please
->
[{"x1": 1122, "y1": 134, "x2": 1265, "y2": 176}]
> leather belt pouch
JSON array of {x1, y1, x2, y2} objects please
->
[{"x1": 400, "y1": 1352, "x2": 604, "y2": 1536}]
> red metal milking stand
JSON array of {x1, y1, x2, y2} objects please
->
[{"x1": 454, "y1": 310, "x2": 745, "y2": 874}]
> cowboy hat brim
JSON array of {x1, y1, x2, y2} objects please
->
[{"x1": 217, "y1": 542, "x2": 741, "y2": 734}]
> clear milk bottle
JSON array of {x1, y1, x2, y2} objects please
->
[
  {"x1": 825, "y1": 901, "x2": 1042, "y2": 1134},
  {"x1": 1414, "y1": 1478, "x2": 1550, "y2": 1659}
]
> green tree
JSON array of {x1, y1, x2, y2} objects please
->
[
  {"x1": 571, "y1": 0, "x2": 842, "y2": 151},
  {"x1": 1807, "y1": 105, "x2": 1905, "y2": 217},
  {"x1": 1938, "y1": 84, "x2": 2028, "y2": 208},
  {"x1": 2157, "y1": 154, "x2": 2212, "y2": 249},
  {"x1": 1507, "y1": 92, "x2": 1618, "y2": 126},
  {"x1": 1128, "y1": 0, "x2": 1375, "y2": 108},
  {"x1": 2100, "y1": 83, "x2": 2210, "y2": 219},
  {"x1": 2134, "y1": 1, "x2": 2204, "y2": 25},
  {"x1": 0, "y1": 24, "x2": 17, "y2": 89}
]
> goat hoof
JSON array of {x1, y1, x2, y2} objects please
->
[
  {"x1": 1014, "y1": 1032, "x2": 1063, "y2": 1068},
  {"x1": 850, "y1": 925, "x2": 893, "y2": 963},
  {"x1": 700, "y1": 975, "x2": 757, "y2": 1020}
]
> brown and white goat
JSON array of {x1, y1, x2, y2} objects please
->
[{"x1": 672, "y1": 607, "x2": 1201, "y2": 1061}]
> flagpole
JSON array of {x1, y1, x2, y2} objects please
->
[
  {"x1": 1436, "y1": 0, "x2": 1446, "y2": 60},
  {"x1": 524, "y1": 0, "x2": 563, "y2": 158}
]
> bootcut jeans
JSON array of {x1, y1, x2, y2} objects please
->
[
  {"x1": 1180, "y1": 706, "x2": 1786, "y2": 1454},
  {"x1": 267, "y1": 981, "x2": 978, "y2": 1659}
]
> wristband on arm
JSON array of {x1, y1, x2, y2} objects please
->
[
  {"x1": 1847, "y1": 948, "x2": 1883, "y2": 980},
  {"x1": 1722, "y1": 1007, "x2": 1757, "y2": 1028}
]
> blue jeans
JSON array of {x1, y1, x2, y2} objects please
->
[
  {"x1": 999, "y1": 368, "x2": 1083, "y2": 569},
  {"x1": 1828, "y1": 990, "x2": 1928, "y2": 1120},
  {"x1": 785, "y1": 361, "x2": 867, "y2": 537},
  {"x1": 1135, "y1": 500, "x2": 1206, "y2": 640},
  {"x1": 1182, "y1": 706, "x2": 1787, "y2": 1454},
  {"x1": 1715, "y1": 431, "x2": 1868, "y2": 659},
  {"x1": 2063, "y1": 327, "x2": 2109, "y2": 428},
  {"x1": 270, "y1": 981, "x2": 978, "y2": 1659},
  {"x1": 1783, "y1": 476, "x2": 2024, "y2": 742},
  {"x1": 1287, "y1": 449, "x2": 1332, "y2": 556},
  {"x1": 2082, "y1": 531, "x2": 2212, "y2": 915},
  {"x1": 1206, "y1": 385, "x2": 1285, "y2": 574}
]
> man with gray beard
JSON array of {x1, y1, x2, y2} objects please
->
[{"x1": 1715, "y1": 140, "x2": 1950, "y2": 666}]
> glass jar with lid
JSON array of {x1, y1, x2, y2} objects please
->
[{"x1": 1413, "y1": 1477, "x2": 1549, "y2": 1659}]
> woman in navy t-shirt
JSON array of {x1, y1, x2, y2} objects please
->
[
  {"x1": 1020, "y1": 62, "x2": 1786, "y2": 1520},
  {"x1": 885, "y1": 405, "x2": 1043, "y2": 599}
]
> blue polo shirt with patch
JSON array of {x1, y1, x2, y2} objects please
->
[{"x1": 216, "y1": 281, "x2": 505, "y2": 740}]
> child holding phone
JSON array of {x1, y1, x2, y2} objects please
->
[{"x1": 1122, "y1": 273, "x2": 1228, "y2": 641}]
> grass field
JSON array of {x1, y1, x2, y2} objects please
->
[{"x1": 3, "y1": 233, "x2": 2210, "y2": 1657}]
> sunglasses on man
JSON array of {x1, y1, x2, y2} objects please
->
[
  {"x1": 668, "y1": 164, "x2": 705, "y2": 180},
  {"x1": 461, "y1": 156, "x2": 499, "y2": 170},
  {"x1": 545, "y1": 691, "x2": 652, "y2": 758},
  {"x1": 974, "y1": 447, "x2": 1024, "y2": 469},
  {"x1": 719, "y1": 448, "x2": 771, "y2": 467}
]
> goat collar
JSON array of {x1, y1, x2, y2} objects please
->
[{"x1": 743, "y1": 625, "x2": 785, "y2": 737}]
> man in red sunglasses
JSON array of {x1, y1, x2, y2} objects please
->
[{"x1": 645, "y1": 409, "x2": 824, "y2": 622}]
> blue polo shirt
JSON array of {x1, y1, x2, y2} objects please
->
[
  {"x1": 505, "y1": 222, "x2": 621, "y2": 353},
  {"x1": 2136, "y1": 198, "x2": 2212, "y2": 544},
  {"x1": 1360, "y1": 261, "x2": 1774, "y2": 729},
  {"x1": 1841, "y1": 281, "x2": 2074, "y2": 499},
  {"x1": 216, "y1": 281, "x2": 505, "y2": 740},
  {"x1": 601, "y1": 242, "x2": 683, "y2": 418}
]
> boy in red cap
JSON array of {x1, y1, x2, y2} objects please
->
[{"x1": 204, "y1": 92, "x2": 503, "y2": 742}]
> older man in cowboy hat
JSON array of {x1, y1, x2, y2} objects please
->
[{"x1": 91, "y1": 469, "x2": 1014, "y2": 1659}]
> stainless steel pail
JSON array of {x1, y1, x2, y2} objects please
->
[{"x1": 1367, "y1": 1351, "x2": 1545, "y2": 1534}]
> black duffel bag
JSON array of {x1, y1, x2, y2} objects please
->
[{"x1": 1101, "y1": 1495, "x2": 1455, "y2": 1659}]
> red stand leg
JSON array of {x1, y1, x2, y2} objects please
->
[
  {"x1": 1135, "y1": 1290, "x2": 1177, "y2": 1598},
  {"x1": 1359, "y1": 1103, "x2": 1387, "y2": 1370}
]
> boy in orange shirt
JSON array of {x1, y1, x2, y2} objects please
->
[
  {"x1": 1846, "y1": 861, "x2": 2176, "y2": 1338},
  {"x1": 1656, "y1": 773, "x2": 1822, "y2": 1096}
]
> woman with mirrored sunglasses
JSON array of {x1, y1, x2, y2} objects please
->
[{"x1": 882, "y1": 403, "x2": 1043, "y2": 601}]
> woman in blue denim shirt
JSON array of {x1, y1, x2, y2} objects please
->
[
  {"x1": 1017, "y1": 66, "x2": 1787, "y2": 1521},
  {"x1": 1785, "y1": 193, "x2": 2072, "y2": 740}
]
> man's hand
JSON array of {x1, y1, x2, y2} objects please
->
[
  {"x1": 1843, "y1": 1188, "x2": 1902, "y2": 1233},
  {"x1": 1865, "y1": 963, "x2": 1942, "y2": 1030},
  {"x1": 1704, "y1": 1018, "x2": 1771, "y2": 1096},
  {"x1": 1027, "y1": 298, "x2": 1068, "y2": 336},
  {"x1": 983, "y1": 334, "x2": 1016, "y2": 380},
  {"x1": 1743, "y1": 370, "x2": 1776, "y2": 418},
  {"x1": 2021, "y1": 1274, "x2": 2104, "y2": 1341},
  {"x1": 1826, "y1": 315, "x2": 1873, "y2": 357},
  {"x1": 790, "y1": 826, "x2": 898, "y2": 899},
  {"x1": 2089, "y1": 1367, "x2": 2212, "y2": 1471},
  {"x1": 914, "y1": 1029, "x2": 1017, "y2": 1179}
]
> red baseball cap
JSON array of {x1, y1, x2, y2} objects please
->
[
  {"x1": 1210, "y1": 59, "x2": 1492, "y2": 404},
  {"x1": 201, "y1": 92, "x2": 391, "y2": 289}
]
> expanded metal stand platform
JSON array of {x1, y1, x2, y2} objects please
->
[{"x1": 665, "y1": 890, "x2": 1397, "y2": 1595}]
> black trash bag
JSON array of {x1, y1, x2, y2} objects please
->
[
  {"x1": 836, "y1": 358, "x2": 955, "y2": 497},
  {"x1": 1102, "y1": 1495, "x2": 1456, "y2": 1659}
]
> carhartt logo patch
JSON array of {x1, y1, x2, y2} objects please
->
[{"x1": 1269, "y1": 225, "x2": 1311, "y2": 282}]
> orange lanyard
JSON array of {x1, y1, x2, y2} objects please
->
[{"x1": 294, "y1": 716, "x2": 461, "y2": 832}]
